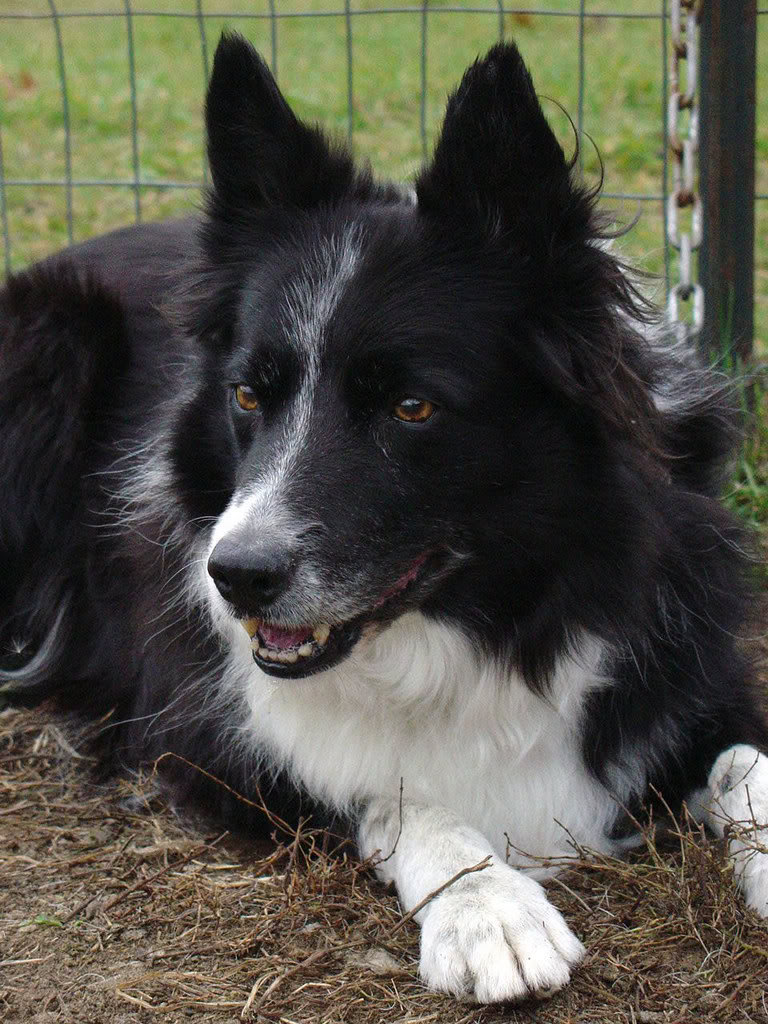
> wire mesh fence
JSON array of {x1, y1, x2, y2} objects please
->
[{"x1": 0, "y1": 2, "x2": 766, "y2": 346}]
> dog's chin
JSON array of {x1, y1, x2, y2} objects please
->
[{"x1": 237, "y1": 551, "x2": 442, "y2": 680}]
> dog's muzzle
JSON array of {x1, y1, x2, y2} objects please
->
[{"x1": 207, "y1": 539, "x2": 438, "y2": 680}]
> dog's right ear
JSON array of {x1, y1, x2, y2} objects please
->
[
  {"x1": 205, "y1": 33, "x2": 358, "y2": 213},
  {"x1": 416, "y1": 43, "x2": 591, "y2": 242}
]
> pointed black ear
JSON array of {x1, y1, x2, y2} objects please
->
[
  {"x1": 205, "y1": 32, "x2": 360, "y2": 212},
  {"x1": 417, "y1": 44, "x2": 661, "y2": 442},
  {"x1": 416, "y1": 43, "x2": 590, "y2": 237}
]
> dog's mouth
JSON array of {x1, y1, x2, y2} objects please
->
[{"x1": 239, "y1": 552, "x2": 434, "y2": 679}]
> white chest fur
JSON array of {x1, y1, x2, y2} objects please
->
[{"x1": 220, "y1": 612, "x2": 621, "y2": 874}]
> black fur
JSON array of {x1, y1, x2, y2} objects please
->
[{"x1": 1, "y1": 35, "x2": 766, "y2": 847}]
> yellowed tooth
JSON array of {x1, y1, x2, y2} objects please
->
[
  {"x1": 258, "y1": 647, "x2": 270, "y2": 658},
  {"x1": 298, "y1": 643, "x2": 313, "y2": 657},
  {"x1": 281, "y1": 651, "x2": 299, "y2": 664},
  {"x1": 313, "y1": 624, "x2": 331, "y2": 646},
  {"x1": 242, "y1": 618, "x2": 261, "y2": 639}
]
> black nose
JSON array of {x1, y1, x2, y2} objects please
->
[{"x1": 207, "y1": 537, "x2": 297, "y2": 610}]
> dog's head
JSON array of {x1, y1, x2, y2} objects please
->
[{"x1": 171, "y1": 34, "x2": 657, "y2": 681}]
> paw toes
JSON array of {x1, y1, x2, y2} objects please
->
[
  {"x1": 543, "y1": 914, "x2": 587, "y2": 965},
  {"x1": 421, "y1": 901, "x2": 580, "y2": 1002},
  {"x1": 464, "y1": 937, "x2": 528, "y2": 1003},
  {"x1": 420, "y1": 944, "x2": 472, "y2": 998},
  {"x1": 743, "y1": 865, "x2": 768, "y2": 916},
  {"x1": 504, "y1": 929, "x2": 572, "y2": 994}
]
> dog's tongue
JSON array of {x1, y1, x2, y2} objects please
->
[{"x1": 259, "y1": 623, "x2": 314, "y2": 650}]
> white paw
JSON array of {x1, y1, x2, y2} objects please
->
[
  {"x1": 418, "y1": 864, "x2": 584, "y2": 1003},
  {"x1": 740, "y1": 855, "x2": 768, "y2": 916},
  {"x1": 707, "y1": 745, "x2": 768, "y2": 917}
]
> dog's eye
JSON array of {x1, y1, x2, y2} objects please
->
[
  {"x1": 233, "y1": 384, "x2": 261, "y2": 412},
  {"x1": 392, "y1": 398, "x2": 436, "y2": 424}
]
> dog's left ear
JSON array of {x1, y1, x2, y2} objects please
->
[
  {"x1": 205, "y1": 32, "x2": 362, "y2": 213},
  {"x1": 418, "y1": 44, "x2": 658, "y2": 442},
  {"x1": 416, "y1": 43, "x2": 590, "y2": 241}
]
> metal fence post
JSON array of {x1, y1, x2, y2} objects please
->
[{"x1": 699, "y1": 0, "x2": 757, "y2": 361}]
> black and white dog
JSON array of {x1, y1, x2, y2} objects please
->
[{"x1": 1, "y1": 34, "x2": 767, "y2": 1003}]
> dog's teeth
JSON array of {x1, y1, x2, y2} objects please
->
[
  {"x1": 255, "y1": 628, "x2": 329, "y2": 662},
  {"x1": 313, "y1": 624, "x2": 330, "y2": 646},
  {"x1": 242, "y1": 618, "x2": 261, "y2": 638}
]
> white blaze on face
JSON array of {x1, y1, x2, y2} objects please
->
[{"x1": 205, "y1": 225, "x2": 364, "y2": 609}]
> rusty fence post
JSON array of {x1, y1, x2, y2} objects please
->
[{"x1": 698, "y1": 0, "x2": 757, "y2": 362}]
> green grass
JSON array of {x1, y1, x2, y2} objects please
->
[
  {"x1": 1, "y1": 0, "x2": 767, "y2": 528},
  {"x1": 726, "y1": 374, "x2": 768, "y2": 532}
]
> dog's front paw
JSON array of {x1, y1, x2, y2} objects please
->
[{"x1": 419, "y1": 866, "x2": 584, "y2": 1003}]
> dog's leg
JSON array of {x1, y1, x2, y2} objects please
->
[
  {"x1": 702, "y1": 744, "x2": 768, "y2": 916},
  {"x1": 359, "y1": 798, "x2": 584, "y2": 1003}
]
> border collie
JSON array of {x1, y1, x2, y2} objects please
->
[{"x1": 2, "y1": 34, "x2": 767, "y2": 1004}]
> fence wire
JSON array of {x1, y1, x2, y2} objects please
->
[{"x1": 0, "y1": 2, "x2": 765, "y2": 344}]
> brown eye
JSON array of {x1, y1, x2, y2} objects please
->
[
  {"x1": 234, "y1": 384, "x2": 261, "y2": 412},
  {"x1": 392, "y1": 398, "x2": 436, "y2": 423}
]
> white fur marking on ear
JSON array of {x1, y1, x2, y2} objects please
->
[{"x1": 705, "y1": 744, "x2": 768, "y2": 916}]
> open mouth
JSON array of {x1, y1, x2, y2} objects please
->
[{"x1": 239, "y1": 552, "x2": 433, "y2": 679}]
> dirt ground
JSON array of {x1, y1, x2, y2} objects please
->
[{"x1": 2, "y1": 700, "x2": 768, "y2": 1024}]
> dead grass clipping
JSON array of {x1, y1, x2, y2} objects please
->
[{"x1": 1, "y1": 708, "x2": 768, "y2": 1024}]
